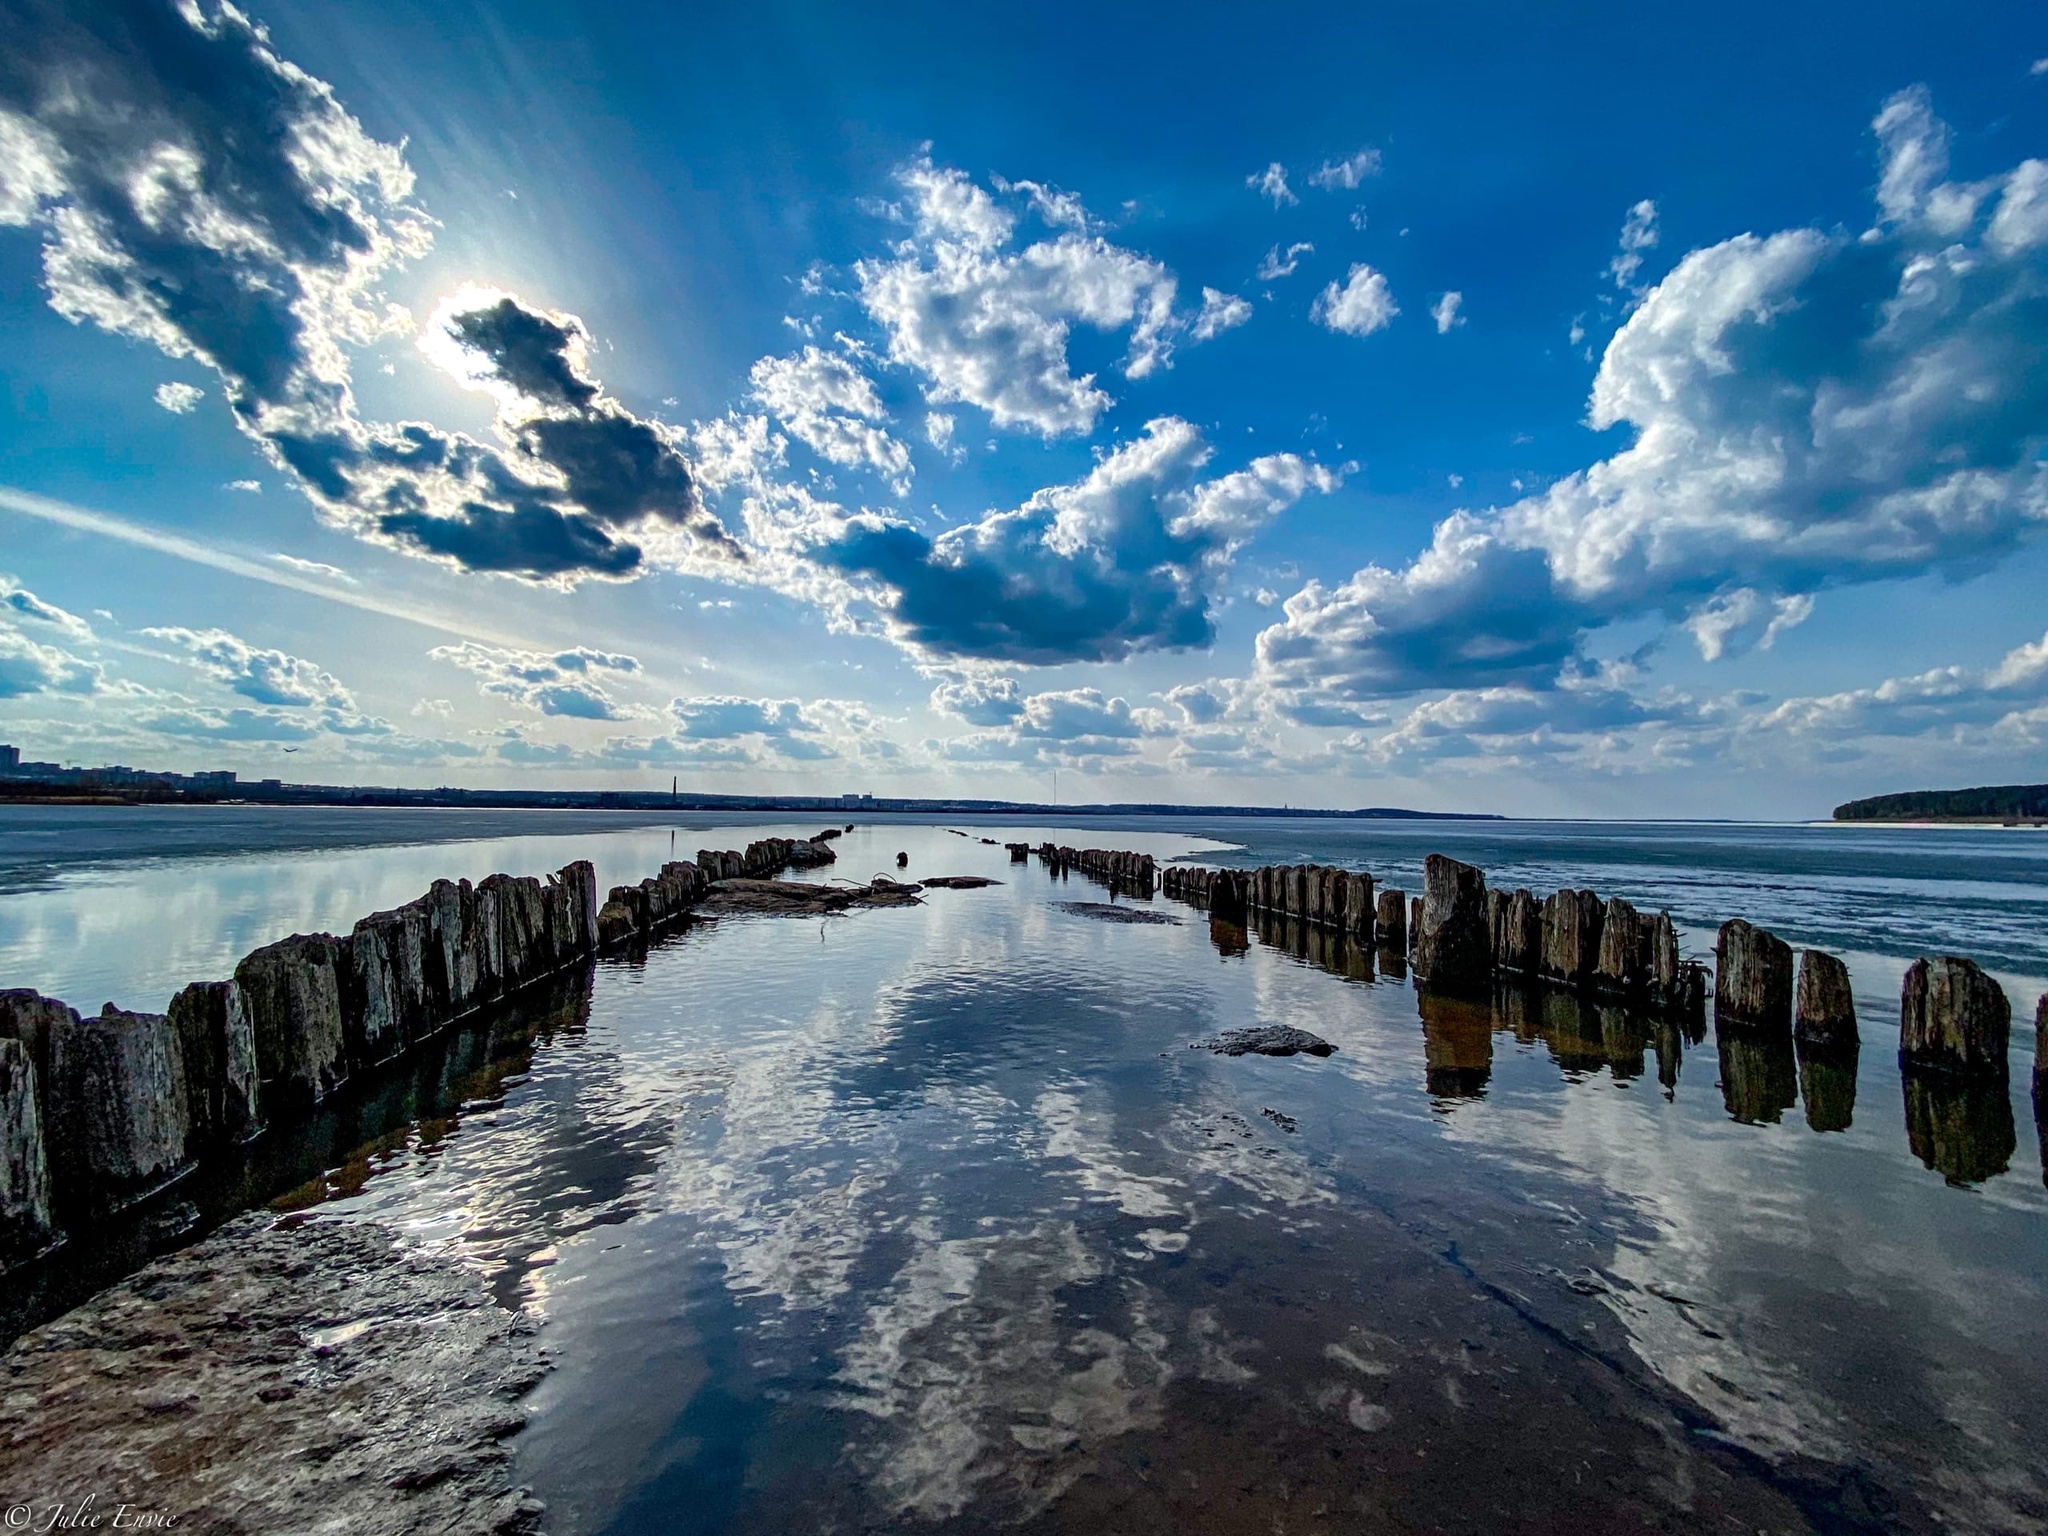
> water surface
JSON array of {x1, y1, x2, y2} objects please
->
[{"x1": 5, "y1": 813, "x2": 2046, "y2": 1532}]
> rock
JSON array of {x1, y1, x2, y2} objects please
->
[
  {"x1": 1714, "y1": 919, "x2": 1793, "y2": 1029},
  {"x1": 698, "y1": 878, "x2": 923, "y2": 915},
  {"x1": 1903, "y1": 1069, "x2": 2016, "y2": 1185},
  {"x1": 0, "y1": 1212, "x2": 550, "y2": 1535},
  {"x1": 1900, "y1": 955, "x2": 2010, "y2": 1078},
  {"x1": 1375, "y1": 888, "x2": 1407, "y2": 951},
  {"x1": 166, "y1": 980, "x2": 260, "y2": 1148},
  {"x1": 896, "y1": 851, "x2": 909, "y2": 868},
  {"x1": 919, "y1": 876, "x2": 1001, "y2": 888},
  {"x1": 1191, "y1": 1025, "x2": 1336, "y2": 1058},
  {"x1": 0, "y1": 1038, "x2": 52, "y2": 1261},
  {"x1": 1054, "y1": 901, "x2": 1179, "y2": 925},
  {"x1": 1794, "y1": 950, "x2": 1858, "y2": 1049},
  {"x1": 230, "y1": 933, "x2": 351, "y2": 1111},
  {"x1": 46, "y1": 1004, "x2": 193, "y2": 1216},
  {"x1": 1413, "y1": 855, "x2": 1491, "y2": 991},
  {"x1": 1541, "y1": 890, "x2": 1605, "y2": 987},
  {"x1": 1593, "y1": 897, "x2": 1647, "y2": 996}
]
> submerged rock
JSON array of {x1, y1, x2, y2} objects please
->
[
  {"x1": 919, "y1": 876, "x2": 1001, "y2": 889},
  {"x1": 1054, "y1": 901, "x2": 1179, "y2": 925},
  {"x1": 0, "y1": 1212, "x2": 549, "y2": 1534},
  {"x1": 1192, "y1": 1025, "x2": 1337, "y2": 1058},
  {"x1": 700, "y1": 878, "x2": 924, "y2": 916},
  {"x1": 1900, "y1": 956, "x2": 2010, "y2": 1078}
]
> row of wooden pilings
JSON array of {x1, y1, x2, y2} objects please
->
[
  {"x1": 1145, "y1": 849, "x2": 2038, "y2": 1089},
  {"x1": 0, "y1": 833, "x2": 839, "y2": 1267}
]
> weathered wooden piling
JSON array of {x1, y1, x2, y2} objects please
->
[
  {"x1": 1714, "y1": 919, "x2": 1794, "y2": 1030},
  {"x1": 1794, "y1": 950, "x2": 1858, "y2": 1049},
  {"x1": 1376, "y1": 888, "x2": 1407, "y2": 952},
  {"x1": 1900, "y1": 956, "x2": 2010, "y2": 1079},
  {"x1": 1592, "y1": 897, "x2": 1646, "y2": 997},
  {"x1": 1413, "y1": 855, "x2": 1490, "y2": 990},
  {"x1": 0, "y1": 1038, "x2": 51, "y2": 1259},
  {"x1": 1541, "y1": 890, "x2": 1605, "y2": 988},
  {"x1": 1495, "y1": 888, "x2": 1540, "y2": 974}
]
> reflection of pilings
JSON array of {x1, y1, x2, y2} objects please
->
[
  {"x1": 1418, "y1": 988, "x2": 1493, "y2": 1098},
  {"x1": 1717, "y1": 1025, "x2": 1798, "y2": 1125},
  {"x1": 1797, "y1": 1041, "x2": 1859, "y2": 1134},
  {"x1": 1598, "y1": 1003, "x2": 1647, "y2": 1081},
  {"x1": 1654, "y1": 1017, "x2": 1683, "y2": 1094},
  {"x1": 1541, "y1": 990, "x2": 1608, "y2": 1075},
  {"x1": 0, "y1": 829, "x2": 845, "y2": 1259},
  {"x1": 1903, "y1": 1067, "x2": 2016, "y2": 1185},
  {"x1": 1206, "y1": 914, "x2": 1250, "y2": 960}
]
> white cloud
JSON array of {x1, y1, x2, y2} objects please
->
[
  {"x1": 1608, "y1": 199, "x2": 1659, "y2": 290},
  {"x1": 154, "y1": 381, "x2": 203, "y2": 414},
  {"x1": 784, "y1": 417, "x2": 1338, "y2": 665},
  {"x1": 1307, "y1": 149, "x2": 1382, "y2": 191},
  {"x1": 1430, "y1": 291, "x2": 1465, "y2": 333},
  {"x1": 1256, "y1": 242, "x2": 1313, "y2": 281},
  {"x1": 225, "y1": 479, "x2": 261, "y2": 493},
  {"x1": 1311, "y1": 264, "x2": 1398, "y2": 336},
  {"x1": 857, "y1": 156, "x2": 1182, "y2": 437},
  {"x1": 1, "y1": 577, "x2": 93, "y2": 643},
  {"x1": 749, "y1": 345, "x2": 911, "y2": 488},
  {"x1": 1257, "y1": 86, "x2": 2048, "y2": 711},
  {"x1": 411, "y1": 697, "x2": 455, "y2": 718},
  {"x1": 269, "y1": 553, "x2": 354, "y2": 583},
  {"x1": 0, "y1": 621, "x2": 100, "y2": 700},
  {"x1": 142, "y1": 626, "x2": 357, "y2": 711},
  {"x1": 1247, "y1": 162, "x2": 1297, "y2": 208},
  {"x1": 428, "y1": 642, "x2": 646, "y2": 720},
  {"x1": 1191, "y1": 288, "x2": 1253, "y2": 341}
]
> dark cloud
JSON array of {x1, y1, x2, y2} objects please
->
[
  {"x1": 803, "y1": 417, "x2": 1334, "y2": 665},
  {"x1": 0, "y1": 3, "x2": 739, "y2": 583},
  {"x1": 442, "y1": 296, "x2": 598, "y2": 413}
]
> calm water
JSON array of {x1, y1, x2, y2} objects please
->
[{"x1": 5, "y1": 811, "x2": 2048, "y2": 1533}]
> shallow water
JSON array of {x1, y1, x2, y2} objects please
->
[{"x1": 6, "y1": 813, "x2": 2048, "y2": 1532}]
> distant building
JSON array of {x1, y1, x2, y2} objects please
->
[{"x1": 0, "y1": 745, "x2": 17, "y2": 772}]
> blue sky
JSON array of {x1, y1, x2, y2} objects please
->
[{"x1": 2, "y1": 0, "x2": 2045, "y2": 816}]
